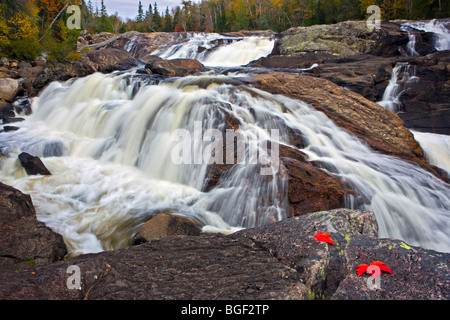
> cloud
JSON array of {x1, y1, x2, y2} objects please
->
[{"x1": 104, "y1": 0, "x2": 182, "y2": 20}]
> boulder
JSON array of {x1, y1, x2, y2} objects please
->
[
  {"x1": 0, "y1": 101, "x2": 15, "y2": 119},
  {"x1": 0, "y1": 183, "x2": 67, "y2": 273},
  {"x1": 279, "y1": 145, "x2": 347, "y2": 217},
  {"x1": 394, "y1": 51, "x2": 450, "y2": 135},
  {"x1": 35, "y1": 56, "x2": 47, "y2": 67},
  {"x1": 86, "y1": 48, "x2": 141, "y2": 73},
  {"x1": 142, "y1": 55, "x2": 205, "y2": 77},
  {"x1": 18, "y1": 152, "x2": 52, "y2": 176},
  {"x1": 133, "y1": 213, "x2": 202, "y2": 244},
  {"x1": 0, "y1": 78, "x2": 19, "y2": 101}
]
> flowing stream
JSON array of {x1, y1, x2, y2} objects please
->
[
  {"x1": 377, "y1": 62, "x2": 418, "y2": 113},
  {"x1": 0, "y1": 33, "x2": 449, "y2": 256},
  {"x1": 402, "y1": 19, "x2": 450, "y2": 55}
]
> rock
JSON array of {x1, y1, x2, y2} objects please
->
[
  {"x1": 142, "y1": 55, "x2": 205, "y2": 77},
  {"x1": 313, "y1": 55, "x2": 394, "y2": 102},
  {"x1": 394, "y1": 51, "x2": 450, "y2": 135},
  {"x1": 0, "y1": 57, "x2": 8, "y2": 66},
  {"x1": 18, "y1": 152, "x2": 52, "y2": 176},
  {"x1": 279, "y1": 145, "x2": 347, "y2": 217},
  {"x1": 0, "y1": 182, "x2": 67, "y2": 273},
  {"x1": 278, "y1": 21, "x2": 378, "y2": 57},
  {"x1": 17, "y1": 61, "x2": 32, "y2": 70},
  {"x1": 35, "y1": 56, "x2": 47, "y2": 67},
  {"x1": 0, "y1": 208, "x2": 447, "y2": 300},
  {"x1": 249, "y1": 72, "x2": 449, "y2": 183},
  {"x1": 0, "y1": 78, "x2": 20, "y2": 101},
  {"x1": 235, "y1": 208, "x2": 449, "y2": 300},
  {"x1": 86, "y1": 48, "x2": 141, "y2": 73},
  {"x1": 133, "y1": 213, "x2": 202, "y2": 244},
  {"x1": 2, "y1": 125, "x2": 19, "y2": 132},
  {"x1": 0, "y1": 101, "x2": 15, "y2": 119}
]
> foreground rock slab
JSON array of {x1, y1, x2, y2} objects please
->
[{"x1": 0, "y1": 204, "x2": 447, "y2": 300}]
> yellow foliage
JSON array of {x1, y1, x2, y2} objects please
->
[
  {"x1": 7, "y1": 12, "x2": 37, "y2": 40},
  {"x1": 270, "y1": 0, "x2": 284, "y2": 8}
]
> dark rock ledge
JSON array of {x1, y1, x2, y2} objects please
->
[{"x1": 0, "y1": 182, "x2": 448, "y2": 300}]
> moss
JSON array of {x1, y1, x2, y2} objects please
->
[
  {"x1": 308, "y1": 288, "x2": 325, "y2": 300},
  {"x1": 400, "y1": 242, "x2": 413, "y2": 250}
]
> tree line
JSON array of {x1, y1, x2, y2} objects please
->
[
  {"x1": 119, "y1": 0, "x2": 448, "y2": 33},
  {"x1": 0, "y1": 0, "x2": 448, "y2": 62}
]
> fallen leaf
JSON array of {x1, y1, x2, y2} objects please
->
[
  {"x1": 356, "y1": 264, "x2": 369, "y2": 276},
  {"x1": 370, "y1": 261, "x2": 393, "y2": 275},
  {"x1": 356, "y1": 261, "x2": 393, "y2": 277},
  {"x1": 313, "y1": 230, "x2": 335, "y2": 245}
]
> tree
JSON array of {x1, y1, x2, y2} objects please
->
[
  {"x1": 163, "y1": 6, "x2": 173, "y2": 31},
  {"x1": 137, "y1": 1, "x2": 144, "y2": 22},
  {"x1": 100, "y1": 0, "x2": 107, "y2": 17},
  {"x1": 152, "y1": 2, "x2": 162, "y2": 31}
]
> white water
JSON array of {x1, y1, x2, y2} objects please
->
[
  {"x1": 1, "y1": 69, "x2": 449, "y2": 254},
  {"x1": 152, "y1": 33, "x2": 275, "y2": 67},
  {"x1": 377, "y1": 62, "x2": 418, "y2": 113},
  {"x1": 412, "y1": 130, "x2": 450, "y2": 175},
  {"x1": 402, "y1": 19, "x2": 450, "y2": 55}
]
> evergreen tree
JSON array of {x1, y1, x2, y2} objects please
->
[
  {"x1": 152, "y1": 2, "x2": 162, "y2": 31},
  {"x1": 100, "y1": 0, "x2": 107, "y2": 17},
  {"x1": 137, "y1": 1, "x2": 144, "y2": 22},
  {"x1": 163, "y1": 6, "x2": 173, "y2": 31}
]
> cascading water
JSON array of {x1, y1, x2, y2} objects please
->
[
  {"x1": 1, "y1": 69, "x2": 449, "y2": 255},
  {"x1": 151, "y1": 33, "x2": 275, "y2": 67},
  {"x1": 411, "y1": 130, "x2": 450, "y2": 175},
  {"x1": 377, "y1": 62, "x2": 418, "y2": 113}
]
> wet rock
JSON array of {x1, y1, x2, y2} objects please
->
[
  {"x1": 394, "y1": 51, "x2": 450, "y2": 135},
  {"x1": 18, "y1": 152, "x2": 52, "y2": 176},
  {"x1": 0, "y1": 101, "x2": 15, "y2": 119},
  {"x1": 279, "y1": 145, "x2": 347, "y2": 217},
  {"x1": 0, "y1": 183, "x2": 67, "y2": 274},
  {"x1": 142, "y1": 55, "x2": 205, "y2": 77},
  {"x1": 133, "y1": 213, "x2": 202, "y2": 244},
  {"x1": 2, "y1": 125, "x2": 19, "y2": 132}
]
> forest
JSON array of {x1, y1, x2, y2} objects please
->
[{"x1": 0, "y1": 0, "x2": 448, "y2": 62}]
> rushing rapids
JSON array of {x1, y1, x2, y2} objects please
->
[
  {"x1": 0, "y1": 31, "x2": 449, "y2": 256},
  {"x1": 133, "y1": 32, "x2": 275, "y2": 67},
  {"x1": 402, "y1": 19, "x2": 450, "y2": 55}
]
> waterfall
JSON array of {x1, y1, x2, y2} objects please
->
[
  {"x1": 412, "y1": 130, "x2": 450, "y2": 175},
  {"x1": 377, "y1": 62, "x2": 418, "y2": 113},
  {"x1": 402, "y1": 19, "x2": 450, "y2": 55},
  {"x1": 151, "y1": 33, "x2": 275, "y2": 67},
  {"x1": 1, "y1": 70, "x2": 449, "y2": 255}
]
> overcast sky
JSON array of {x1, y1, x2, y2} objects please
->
[{"x1": 101, "y1": 0, "x2": 182, "y2": 20}]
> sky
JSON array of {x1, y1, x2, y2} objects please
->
[{"x1": 101, "y1": 0, "x2": 182, "y2": 20}]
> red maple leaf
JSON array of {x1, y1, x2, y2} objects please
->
[
  {"x1": 313, "y1": 230, "x2": 335, "y2": 245},
  {"x1": 357, "y1": 261, "x2": 393, "y2": 278}
]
